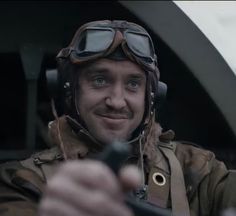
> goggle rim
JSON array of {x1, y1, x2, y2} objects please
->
[
  {"x1": 124, "y1": 29, "x2": 155, "y2": 62},
  {"x1": 75, "y1": 27, "x2": 115, "y2": 55},
  {"x1": 70, "y1": 26, "x2": 156, "y2": 63}
]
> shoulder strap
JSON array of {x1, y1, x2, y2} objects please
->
[
  {"x1": 147, "y1": 144, "x2": 171, "y2": 208},
  {"x1": 159, "y1": 142, "x2": 190, "y2": 216}
]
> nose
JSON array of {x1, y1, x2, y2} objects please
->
[{"x1": 105, "y1": 84, "x2": 127, "y2": 110}]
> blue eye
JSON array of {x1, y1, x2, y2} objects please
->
[
  {"x1": 127, "y1": 80, "x2": 140, "y2": 90},
  {"x1": 93, "y1": 77, "x2": 106, "y2": 86}
]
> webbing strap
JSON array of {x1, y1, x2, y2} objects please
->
[
  {"x1": 160, "y1": 145, "x2": 190, "y2": 216},
  {"x1": 147, "y1": 167, "x2": 170, "y2": 208}
]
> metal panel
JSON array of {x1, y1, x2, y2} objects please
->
[{"x1": 119, "y1": 1, "x2": 236, "y2": 137}]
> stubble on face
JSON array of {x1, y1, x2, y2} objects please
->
[{"x1": 76, "y1": 59, "x2": 146, "y2": 145}]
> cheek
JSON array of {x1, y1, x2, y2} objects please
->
[
  {"x1": 138, "y1": 100, "x2": 146, "y2": 117},
  {"x1": 77, "y1": 90, "x2": 105, "y2": 112},
  {"x1": 130, "y1": 94, "x2": 145, "y2": 115}
]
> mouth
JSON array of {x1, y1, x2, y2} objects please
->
[
  {"x1": 94, "y1": 109, "x2": 132, "y2": 120},
  {"x1": 98, "y1": 113, "x2": 129, "y2": 119},
  {"x1": 95, "y1": 113, "x2": 129, "y2": 130}
]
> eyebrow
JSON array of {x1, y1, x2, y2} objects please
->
[
  {"x1": 81, "y1": 64, "x2": 109, "y2": 77},
  {"x1": 81, "y1": 63, "x2": 146, "y2": 80},
  {"x1": 128, "y1": 73, "x2": 146, "y2": 80}
]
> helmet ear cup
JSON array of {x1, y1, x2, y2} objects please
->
[
  {"x1": 46, "y1": 69, "x2": 59, "y2": 100},
  {"x1": 46, "y1": 68, "x2": 65, "y2": 116},
  {"x1": 155, "y1": 81, "x2": 167, "y2": 113}
]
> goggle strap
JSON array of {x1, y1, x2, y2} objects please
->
[
  {"x1": 57, "y1": 47, "x2": 72, "y2": 59},
  {"x1": 121, "y1": 43, "x2": 136, "y2": 62},
  {"x1": 103, "y1": 30, "x2": 124, "y2": 56}
]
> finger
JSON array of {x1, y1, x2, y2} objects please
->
[
  {"x1": 54, "y1": 160, "x2": 122, "y2": 197},
  {"x1": 41, "y1": 182, "x2": 133, "y2": 216},
  {"x1": 39, "y1": 197, "x2": 90, "y2": 216},
  {"x1": 119, "y1": 165, "x2": 142, "y2": 192},
  {"x1": 45, "y1": 176, "x2": 123, "y2": 211},
  {"x1": 80, "y1": 190, "x2": 134, "y2": 216}
]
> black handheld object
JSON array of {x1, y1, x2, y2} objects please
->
[
  {"x1": 98, "y1": 142, "x2": 171, "y2": 216},
  {"x1": 98, "y1": 141, "x2": 131, "y2": 174}
]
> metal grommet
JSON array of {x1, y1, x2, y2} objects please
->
[
  {"x1": 64, "y1": 82, "x2": 70, "y2": 89},
  {"x1": 152, "y1": 172, "x2": 166, "y2": 186},
  {"x1": 187, "y1": 185, "x2": 192, "y2": 193}
]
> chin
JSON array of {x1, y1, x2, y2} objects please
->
[{"x1": 97, "y1": 134, "x2": 128, "y2": 145}]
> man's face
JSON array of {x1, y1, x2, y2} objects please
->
[{"x1": 76, "y1": 58, "x2": 146, "y2": 145}]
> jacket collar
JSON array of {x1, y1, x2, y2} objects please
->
[{"x1": 48, "y1": 115, "x2": 166, "y2": 166}]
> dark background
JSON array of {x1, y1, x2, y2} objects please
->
[{"x1": 0, "y1": 1, "x2": 235, "y2": 168}]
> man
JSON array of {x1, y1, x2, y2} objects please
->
[{"x1": 0, "y1": 20, "x2": 235, "y2": 216}]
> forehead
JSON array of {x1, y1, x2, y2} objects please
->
[{"x1": 79, "y1": 58, "x2": 146, "y2": 77}]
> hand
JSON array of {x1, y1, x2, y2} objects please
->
[{"x1": 38, "y1": 160, "x2": 142, "y2": 216}]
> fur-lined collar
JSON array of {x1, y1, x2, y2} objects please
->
[{"x1": 48, "y1": 115, "x2": 173, "y2": 168}]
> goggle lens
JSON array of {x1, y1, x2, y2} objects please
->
[
  {"x1": 77, "y1": 28, "x2": 114, "y2": 56},
  {"x1": 125, "y1": 31, "x2": 154, "y2": 59}
]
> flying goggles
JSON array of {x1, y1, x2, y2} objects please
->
[{"x1": 57, "y1": 20, "x2": 157, "y2": 70}]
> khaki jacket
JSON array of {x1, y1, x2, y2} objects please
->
[{"x1": 0, "y1": 117, "x2": 235, "y2": 216}]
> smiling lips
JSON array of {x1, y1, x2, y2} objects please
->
[
  {"x1": 99, "y1": 113, "x2": 129, "y2": 119},
  {"x1": 96, "y1": 113, "x2": 129, "y2": 129}
]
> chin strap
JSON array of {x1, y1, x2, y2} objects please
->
[
  {"x1": 138, "y1": 132, "x2": 146, "y2": 186},
  {"x1": 51, "y1": 98, "x2": 68, "y2": 161}
]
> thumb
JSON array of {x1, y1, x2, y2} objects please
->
[{"x1": 119, "y1": 165, "x2": 142, "y2": 192}]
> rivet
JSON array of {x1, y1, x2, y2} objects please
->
[
  {"x1": 187, "y1": 185, "x2": 192, "y2": 193},
  {"x1": 64, "y1": 82, "x2": 70, "y2": 88},
  {"x1": 152, "y1": 172, "x2": 166, "y2": 186}
]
